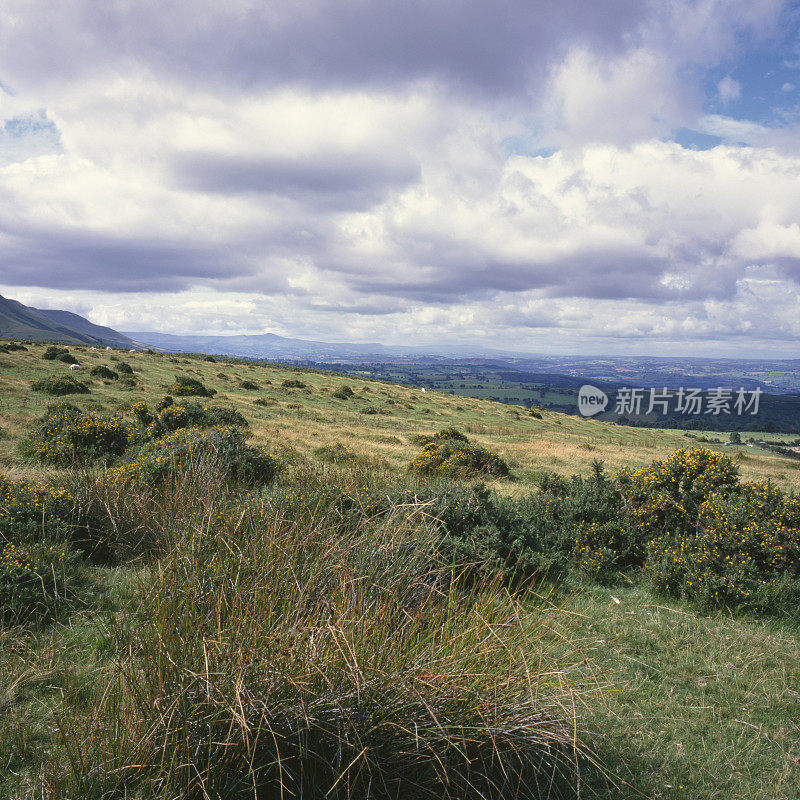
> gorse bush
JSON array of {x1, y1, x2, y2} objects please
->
[
  {"x1": 239, "y1": 379, "x2": 259, "y2": 390},
  {"x1": 30, "y1": 375, "x2": 90, "y2": 395},
  {"x1": 616, "y1": 448, "x2": 741, "y2": 541},
  {"x1": 58, "y1": 352, "x2": 79, "y2": 365},
  {"x1": 413, "y1": 427, "x2": 469, "y2": 446},
  {"x1": 117, "y1": 362, "x2": 134, "y2": 375},
  {"x1": 131, "y1": 397, "x2": 249, "y2": 437},
  {"x1": 281, "y1": 379, "x2": 306, "y2": 389},
  {"x1": 22, "y1": 403, "x2": 132, "y2": 465},
  {"x1": 169, "y1": 375, "x2": 215, "y2": 397},
  {"x1": 91, "y1": 364, "x2": 119, "y2": 380},
  {"x1": 409, "y1": 429, "x2": 510, "y2": 479},
  {"x1": 42, "y1": 345, "x2": 70, "y2": 360},
  {"x1": 402, "y1": 448, "x2": 800, "y2": 615},
  {"x1": 627, "y1": 452, "x2": 800, "y2": 613},
  {"x1": 106, "y1": 426, "x2": 281, "y2": 491},
  {"x1": 332, "y1": 385, "x2": 354, "y2": 399},
  {"x1": 0, "y1": 473, "x2": 75, "y2": 541},
  {"x1": 0, "y1": 540, "x2": 79, "y2": 623}
]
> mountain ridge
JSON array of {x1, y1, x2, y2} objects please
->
[{"x1": 0, "y1": 294, "x2": 139, "y2": 347}]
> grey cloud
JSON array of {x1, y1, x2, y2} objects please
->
[
  {"x1": 0, "y1": 225, "x2": 263, "y2": 292},
  {"x1": 0, "y1": 0, "x2": 647, "y2": 96},
  {"x1": 172, "y1": 151, "x2": 421, "y2": 211}
]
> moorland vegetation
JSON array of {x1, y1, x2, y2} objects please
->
[{"x1": 1, "y1": 341, "x2": 799, "y2": 799}]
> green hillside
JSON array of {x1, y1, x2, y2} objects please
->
[
  {"x1": 1, "y1": 339, "x2": 797, "y2": 491},
  {"x1": 0, "y1": 294, "x2": 136, "y2": 347},
  {"x1": 1, "y1": 341, "x2": 799, "y2": 799}
]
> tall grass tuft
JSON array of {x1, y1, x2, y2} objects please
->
[{"x1": 52, "y1": 487, "x2": 596, "y2": 799}]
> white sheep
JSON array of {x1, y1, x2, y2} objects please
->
[
  {"x1": 69, "y1": 363, "x2": 81, "y2": 371},
  {"x1": 106, "y1": 346, "x2": 112, "y2": 351}
]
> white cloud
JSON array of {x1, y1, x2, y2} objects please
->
[
  {"x1": 0, "y1": 0, "x2": 798, "y2": 357},
  {"x1": 717, "y1": 75, "x2": 742, "y2": 104}
]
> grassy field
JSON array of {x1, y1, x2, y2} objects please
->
[
  {"x1": 1, "y1": 341, "x2": 800, "y2": 798},
  {"x1": 1, "y1": 342, "x2": 797, "y2": 492}
]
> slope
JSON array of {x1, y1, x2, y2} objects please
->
[{"x1": 0, "y1": 293, "x2": 135, "y2": 346}]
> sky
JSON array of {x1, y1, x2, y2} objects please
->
[{"x1": 1, "y1": 0, "x2": 800, "y2": 358}]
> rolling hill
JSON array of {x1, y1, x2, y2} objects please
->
[{"x1": 0, "y1": 293, "x2": 139, "y2": 347}]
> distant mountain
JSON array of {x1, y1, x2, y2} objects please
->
[
  {"x1": 0, "y1": 293, "x2": 139, "y2": 347},
  {"x1": 34, "y1": 308, "x2": 137, "y2": 348},
  {"x1": 123, "y1": 330, "x2": 513, "y2": 361}
]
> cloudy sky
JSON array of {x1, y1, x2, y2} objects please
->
[{"x1": 1, "y1": 0, "x2": 800, "y2": 357}]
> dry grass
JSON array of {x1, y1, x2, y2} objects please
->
[
  {"x1": 2, "y1": 342, "x2": 797, "y2": 494},
  {"x1": 36, "y1": 470, "x2": 599, "y2": 800}
]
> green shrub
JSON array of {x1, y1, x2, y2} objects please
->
[
  {"x1": 108, "y1": 427, "x2": 280, "y2": 490},
  {"x1": 42, "y1": 345, "x2": 70, "y2": 360},
  {"x1": 0, "y1": 474, "x2": 76, "y2": 541},
  {"x1": 409, "y1": 432, "x2": 509, "y2": 479},
  {"x1": 239, "y1": 380, "x2": 259, "y2": 390},
  {"x1": 237, "y1": 448, "x2": 282, "y2": 486},
  {"x1": 332, "y1": 385, "x2": 354, "y2": 399},
  {"x1": 281, "y1": 379, "x2": 306, "y2": 389},
  {"x1": 0, "y1": 540, "x2": 80, "y2": 623},
  {"x1": 253, "y1": 397, "x2": 277, "y2": 407},
  {"x1": 647, "y1": 478, "x2": 800, "y2": 613},
  {"x1": 30, "y1": 375, "x2": 90, "y2": 395},
  {"x1": 4, "y1": 342, "x2": 27, "y2": 352},
  {"x1": 117, "y1": 362, "x2": 134, "y2": 374},
  {"x1": 170, "y1": 376, "x2": 214, "y2": 397},
  {"x1": 22, "y1": 403, "x2": 132, "y2": 464},
  {"x1": 132, "y1": 399, "x2": 249, "y2": 437},
  {"x1": 91, "y1": 365, "x2": 119, "y2": 380},
  {"x1": 130, "y1": 400, "x2": 154, "y2": 425},
  {"x1": 412, "y1": 428, "x2": 469, "y2": 447},
  {"x1": 58, "y1": 352, "x2": 79, "y2": 365},
  {"x1": 616, "y1": 448, "x2": 741, "y2": 542}
]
